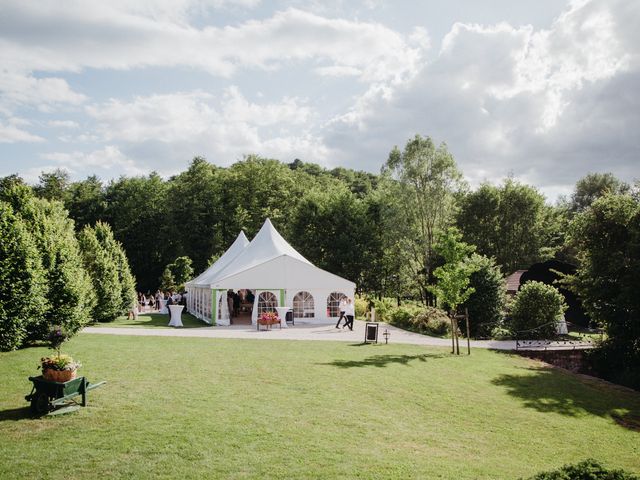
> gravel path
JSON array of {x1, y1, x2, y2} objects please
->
[{"x1": 83, "y1": 320, "x2": 517, "y2": 350}]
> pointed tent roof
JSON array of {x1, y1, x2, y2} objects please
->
[
  {"x1": 210, "y1": 218, "x2": 355, "y2": 290},
  {"x1": 186, "y1": 231, "x2": 249, "y2": 287}
]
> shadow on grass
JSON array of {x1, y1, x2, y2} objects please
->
[
  {"x1": 0, "y1": 406, "x2": 33, "y2": 422},
  {"x1": 92, "y1": 313, "x2": 207, "y2": 329},
  {"x1": 492, "y1": 366, "x2": 640, "y2": 431},
  {"x1": 321, "y1": 353, "x2": 447, "y2": 369}
]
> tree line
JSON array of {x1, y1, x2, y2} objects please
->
[{"x1": 2, "y1": 134, "x2": 638, "y2": 388}]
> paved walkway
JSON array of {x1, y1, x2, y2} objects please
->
[{"x1": 83, "y1": 320, "x2": 517, "y2": 350}]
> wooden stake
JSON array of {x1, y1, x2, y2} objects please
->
[{"x1": 465, "y1": 308, "x2": 471, "y2": 355}]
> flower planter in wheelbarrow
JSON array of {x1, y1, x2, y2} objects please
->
[{"x1": 25, "y1": 375, "x2": 106, "y2": 416}]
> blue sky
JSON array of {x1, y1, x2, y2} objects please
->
[{"x1": 0, "y1": 0, "x2": 638, "y2": 200}]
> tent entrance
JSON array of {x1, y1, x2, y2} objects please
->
[{"x1": 228, "y1": 289, "x2": 254, "y2": 325}]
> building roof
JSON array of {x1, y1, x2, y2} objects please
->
[{"x1": 505, "y1": 270, "x2": 527, "y2": 293}]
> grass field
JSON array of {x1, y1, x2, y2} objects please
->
[
  {"x1": 1, "y1": 335, "x2": 639, "y2": 479},
  {"x1": 90, "y1": 312, "x2": 206, "y2": 328}
]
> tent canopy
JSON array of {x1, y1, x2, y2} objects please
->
[
  {"x1": 185, "y1": 231, "x2": 249, "y2": 288},
  {"x1": 188, "y1": 218, "x2": 355, "y2": 291}
]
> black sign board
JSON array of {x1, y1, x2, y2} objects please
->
[{"x1": 365, "y1": 322, "x2": 379, "y2": 344}]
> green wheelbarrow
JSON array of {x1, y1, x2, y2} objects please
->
[{"x1": 25, "y1": 375, "x2": 106, "y2": 416}]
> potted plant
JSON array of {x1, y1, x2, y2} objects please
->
[
  {"x1": 258, "y1": 311, "x2": 279, "y2": 328},
  {"x1": 39, "y1": 327, "x2": 81, "y2": 383}
]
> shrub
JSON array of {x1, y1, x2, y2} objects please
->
[
  {"x1": 462, "y1": 254, "x2": 506, "y2": 338},
  {"x1": 524, "y1": 458, "x2": 638, "y2": 480},
  {"x1": 408, "y1": 307, "x2": 450, "y2": 336},
  {"x1": 371, "y1": 297, "x2": 396, "y2": 322},
  {"x1": 388, "y1": 305, "x2": 421, "y2": 328},
  {"x1": 354, "y1": 296, "x2": 368, "y2": 319},
  {"x1": 508, "y1": 281, "x2": 567, "y2": 339}
]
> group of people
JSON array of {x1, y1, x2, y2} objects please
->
[
  {"x1": 226, "y1": 289, "x2": 255, "y2": 319},
  {"x1": 135, "y1": 291, "x2": 187, "y2": 313},
  {"x1": 335, "y1": 297, "x2": 355, "y2": 331}
]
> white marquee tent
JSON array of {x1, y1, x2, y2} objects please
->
[{"x1": 185, "y1": 219, "x2": 356, "y2": 326}]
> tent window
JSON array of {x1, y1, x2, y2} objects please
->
[
  {"x1": 218, "y1": 294, "x2": 224, "y2": 320},
  {"x1": 257, "y1": 292, "x2": 278, "y2": 317},
  {"x1": 327, "y1": 292, "x2": 347, "y2": 318},
  {"x1": 293, "y1": 291, "x2": 314, "y2": 318}
]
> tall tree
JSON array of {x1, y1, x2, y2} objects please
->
[
  {"x1": 104, "y1": 173, "x2": 171, "y2": 292},
  {"x1": 0, "y1": 202, "x2": 47, "y2": 350},
  {"x1": 34, "y1": 168, "x2": 71, "y2": 202},
  {"x1": 457, "y1": 179, "x2": 555, "y2": 273},
  {"x1": 569, "y1": 193, "x2": 640, "y2": 389},
  {"x1": 65, "y1": 175, "x2": 107, "y2": 229},
  {"x1": 569, "y1": 172, "x2": 630, "y2": 214},
  {"x1": 383, "y1": 135, "x2": 465, "y2": 304},
  {"x1": 78, "y1": 224, "x2": 123, "y2": 323}
]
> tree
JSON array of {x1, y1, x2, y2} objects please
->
[
  {"x1": 167, "y1": 256, "x2": 194, "y2": 292},
  {"x1": 428, "y1": 228, "x2": 477, "y2": 313},
  {"x1": 65, "y1": 175, "x2": 107, "y2": 229},
  {"x1": 383, "y1": 135, "x2": 465, "y2": 304},
  {"x1": 508, "y1": 281, "x2": 567, "y2": 339},
  {"x1": 569, "y1": 193, "x2": 640, "y2": 389},
  {"x1": 569, "y1": 172, "x2": 630, "y2": 214},
  {"x1": 78, "y1": 225, "x2": 123, "y2": 323},
  {"x1": 0, "y1": 202, "x2": 47, "y2": 350},
  {"x1": 462, "y1": 254, "x2": 506, "y2": 338},
  {"x1": 79, "y1": 221, "x2": 137, "y2": 322},
  {"x1": 457, "y1": 179, "x2": 556, "y2": 273},
  {"x1": 104, "y1": 173, "x2": 171, "y2": 292},
  {"x1": 34, "y1": 168, "x2": 70, "y2": 201},
  {"x1": 0, "y1": 182, "x2": 95, "y2": 338},
  {"x1": 159, "y1": 268, "x2": 176, "y2": 292}
]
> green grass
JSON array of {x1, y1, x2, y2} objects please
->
[
  {"x1": 89, "y1": 312, "x2": 208, "y2": 329},
  {"x1": 1, "y1": 335, "x2": 639, "y2": 479}
]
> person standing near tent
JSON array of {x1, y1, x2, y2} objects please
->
[
  {"x1": 335, "y1": 296, "x2": 347, "y2": 328},
  {"x1": 343, "y1": 298, "x2": 355, "y2": 331}
]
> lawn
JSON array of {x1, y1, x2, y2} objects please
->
[
  {"x1": 89, "y1": 312, "x2": 207, "y2": 329},
  {"x1": 1, "y1": 335, "x2": 639, "y2": 479}
]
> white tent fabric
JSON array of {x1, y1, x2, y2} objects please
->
[
  {"x1": 185, "y1": 231, "x2": 249, "y2": 288},
  {"x1": 187, "y1": 219, "x2": 355, "y2": 325}
]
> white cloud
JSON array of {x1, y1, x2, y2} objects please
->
[
  {"x1": 48, "y1": 120, "x2": 80, "y2": 128},
  {"x1": 0, "y1": 4, "x2": 427, "y2": 83},
  {"x1": 0, "y1": 71, "x2": 86, "y2": 109},
  {"x1": 40, "y1": 146, "x2": 147, "y2": 177},
  {"x1": 322, "y1": 0, "x2": 640, "y2": 198},
  {"x1": 0, "y1": 117, "x2": 44, "y2": 143},
  {"x1": 84, "y1": 87, "x2": 327, "y2": 171}
]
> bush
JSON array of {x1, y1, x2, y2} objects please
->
[
  {"x1": 508, "y1": 281, "x2": 567, "y2": 339},
  {"x1": 388, "y1": 305, "x2": 422, "y2": 328},
  {"x1": 524, "y1": 458, "x2": 638, "y2": 479},
  {"x1": 393, "y1": 306, "x2": 450, "y2": 337},
  {"x1": 354, "y1": 296, "x2": 368, "y2": 319},
  {"x1": 371, "y1": 297, "x2": 396, "y2": 322},
  {"x1": 462, "y1": 254, "x2": 506, "y2": 338}
]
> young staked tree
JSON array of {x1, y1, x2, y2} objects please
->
[
  {"x1": 428, "y1": 228, "x2": 478, "y2": 353},
  {"x1": 383, "y1": 135, "x2": 465, "y2": 304},
  {"x1": 0, "y1": 202, "x2": 47, "y2": 350}
]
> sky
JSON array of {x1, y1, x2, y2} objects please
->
[{"x1": 0, "y1": 0, "x2": 638, "y2": 201}]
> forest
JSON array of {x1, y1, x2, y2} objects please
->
[{"x1": 1, "y1": 134, "x2": 638, "y2": 389}]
